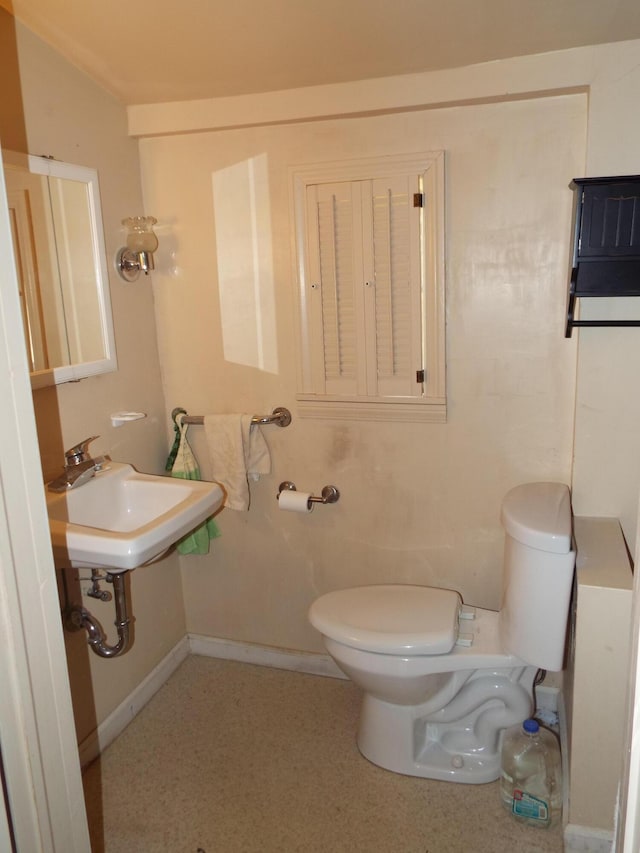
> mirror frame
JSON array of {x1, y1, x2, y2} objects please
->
[{"x1": 4, "y1": 152, "x2": 117, "y2": 389}]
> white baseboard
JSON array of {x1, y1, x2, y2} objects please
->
[
  {"x1": 78, "y1": 636, "x2": 190, "y2": 768},
  {"x1": 564, "y1": 824, "x2": 613, "y2": 852},
  {"x1": 188, "y1": 633, "x2": 346, "y2": 679}
]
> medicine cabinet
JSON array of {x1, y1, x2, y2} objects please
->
[{"x1": 3, "y1": 152, "x2": 117, "y2": 387}]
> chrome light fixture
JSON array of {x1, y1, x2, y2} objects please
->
[{"x1": 116, "y1": 216, "x2": 158, "y2": 281}]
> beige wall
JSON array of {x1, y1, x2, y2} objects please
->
[
  {"x1": 139, "y1": 94, "x2": 584, "y2": 653},
  {"x1": 8, "y1": 22, "x2": 185, "y2": 744},
  {"x1": 135, "y1": 37, "x2": 640, "y2": 655},
  {"x1": 131, "y1": 38, "x2": 640, "y2": 559},
  {"x1": 571, "y1": 40, "x2": 640, "y2": 553}
]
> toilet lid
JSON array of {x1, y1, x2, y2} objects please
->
[{"x1": 309, "y1": 585, "x2": 461, "y2": 654}]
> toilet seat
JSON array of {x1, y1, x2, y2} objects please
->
[{"x1": 309, "y1": 584, "x2": 461, "y2": 654}]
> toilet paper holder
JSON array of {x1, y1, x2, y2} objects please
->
[{"x1": 278, "y1": 481, "x2": 340, "y2": 506}]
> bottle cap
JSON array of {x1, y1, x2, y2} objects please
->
[{"x1": 523, "y1": 718, "x2": 539, "y2": 734}]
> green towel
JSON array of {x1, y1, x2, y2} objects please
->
[
  {"x1": 165, "y1": 408, "x2": 185, "y2": 472},
  {"x1": 168, "y1": 413, "x2": 221, "y2": 554}
]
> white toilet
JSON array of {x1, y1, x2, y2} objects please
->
[{"x1": 308, "y1": 482, "x2": 575, "y2": 784}]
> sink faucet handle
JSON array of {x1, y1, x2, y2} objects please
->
[{"x1": 65, "y1": 436, "x2": 100, "y2": 467}]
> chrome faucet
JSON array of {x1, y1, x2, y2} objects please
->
[{"x1": 48, "y1": 436, "x2": 108, "y2": 492}]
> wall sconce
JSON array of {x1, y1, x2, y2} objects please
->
[{"x1": 116, "y1": 216, "x2": 158, "y2": 281}]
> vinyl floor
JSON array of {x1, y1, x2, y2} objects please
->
[{"x1": 82, "y1": 654, "x2": 564, "y2": 853}]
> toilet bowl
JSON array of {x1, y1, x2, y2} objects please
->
[{"x1": 308, "y1": 482, "x2": 575, "y2": 784}]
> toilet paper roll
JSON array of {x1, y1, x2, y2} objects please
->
[{"x1": 278, "y1": 490, "x2": 313, "y2": 513}]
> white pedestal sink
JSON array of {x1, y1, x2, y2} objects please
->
[{"x1": 46, "y1": 462, "x2": 224, "y2": 571}]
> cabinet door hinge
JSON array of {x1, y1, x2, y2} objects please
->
[
  {"x1": 413, "y1": 192, "x2": 424, "y2": 208},
  {"x1": 416, "y1": 369, "x2": 425, "y2": 383}
]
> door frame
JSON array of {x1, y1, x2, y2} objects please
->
[{"x1": 0, "y1": 143, "x2": 90, "y2": 851}]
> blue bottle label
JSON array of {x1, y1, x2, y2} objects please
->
[{"x1": 512, "y1": 790, "x2": 550, "y2": 823}]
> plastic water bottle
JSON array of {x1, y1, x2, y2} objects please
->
[{"x1": 500, "y1": 718, "x2": 562, "y2": 828}]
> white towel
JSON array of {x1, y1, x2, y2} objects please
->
[{"x1": 203, "y1": 414, "x2": 271, "y2": 511}]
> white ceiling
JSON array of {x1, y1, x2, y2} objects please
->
[{"x1": 11, "y1": 0, "x2": 640, "y2": 105}]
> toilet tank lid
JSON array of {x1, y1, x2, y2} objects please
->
[
  {"x1": 501, "y1": 482, "x2": 572, "y2": 554},
  {"x1": 309, "y1": 585, "x2": 461, "y2": 654}
]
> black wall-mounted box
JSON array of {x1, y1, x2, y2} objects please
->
[{"x1": 566, "y1": 175, "x2": 640, "y2": 336}]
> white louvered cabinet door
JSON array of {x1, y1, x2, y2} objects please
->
[{"x1": 293, "y1": 151, "x2": 445, "y2": 423}]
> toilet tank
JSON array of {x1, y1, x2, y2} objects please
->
[{"x1": 498, "y1": 482, "x2": 575, "y2": 671}]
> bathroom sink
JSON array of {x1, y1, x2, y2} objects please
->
[{"x1": 46, "y1": 462, "x2": 224, "y2": 571}]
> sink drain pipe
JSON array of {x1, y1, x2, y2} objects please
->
[{"x1": 67, "y1": 571, "x2": 131, "y2": 658}]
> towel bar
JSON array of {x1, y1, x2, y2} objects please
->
[{"x1": 171, "y1": 406, "x2": 292, "y2": 428}]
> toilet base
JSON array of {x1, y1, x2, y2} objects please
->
[{"x1": 356, "y1": 667, "x2": 535, "y2": 784}]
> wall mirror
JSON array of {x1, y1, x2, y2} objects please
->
[{"x1": 3, "y1": 152, "x2": 117, "y2": 389}]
